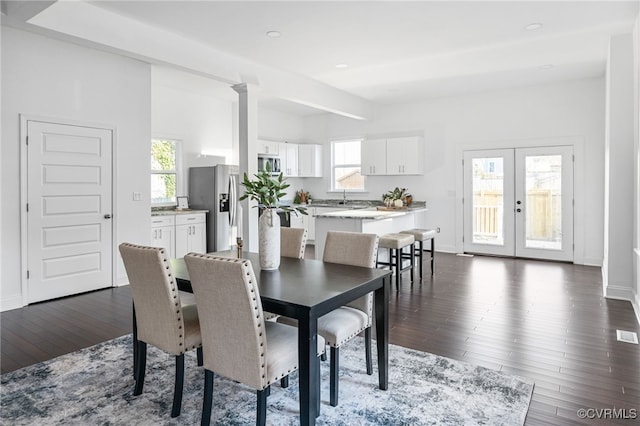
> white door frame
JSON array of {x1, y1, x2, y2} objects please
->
[
  {"x1": 455, "y1": 135, "x2": 586, "y2": 264},
  {"x1": 19, "y1": 114, "x2": 118, "y2": 306}
]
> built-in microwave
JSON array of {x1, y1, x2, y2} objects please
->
[{"x1": 258, "y1": 154, "x2": 281, "y2": 175}]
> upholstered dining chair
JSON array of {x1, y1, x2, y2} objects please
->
[
  {"x1": 184, "y1": 253, "x2": 325, "y2": 426},
  {"x1": 280, "y1": 227, "x2": 308, "y2": 259},
  {"x1": 278, "y1": 230, "x2": 379, "y2": 407},
  {"x1": 119, "y1": 243, "x2": 203, "y2": 418}
]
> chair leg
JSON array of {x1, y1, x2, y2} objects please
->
[
  {"x1": 133, "y1": 340, "x2": 147, "y2": 396},
  {"x1": 395, "y1": 248, "x2": 401, "y2": 290},
  {"x1": 132, "y1": 304, "x2": 138, "y2": 379},
  {"x1": 321, "y1": 351, "x2": 327, "y2": 362},
  {"x1": 171, "y1": 354, "x2": 185, "y2": 417},
  {"x1": 280, "y1": 376, "x2": 289, "y2": 388},
  {"x1": 430, "y1": 238, "x2": 435, "y2": 276},
  {"x1": 409, "y1": 243, "x2": 415, "y2": 283},
  {"x1": 330, "y1": 346, "x2": 339, "y2": 407},
  {"x1": 197, "y1": 347, "x2": 203, "y2": 366},
  {"x1": 416, "y1": 241, "x2": 422, "y2": 278},
  {"x1": 365, "y1": 327, "x2": 373, "y2": 375},
  {"x1": 201, "y1": 369, "x2": 214, "y2": 426},
  {"x1": 256, "y1": 388, "x2": 268, "y2": 426}
]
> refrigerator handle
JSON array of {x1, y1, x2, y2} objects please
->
[{"x1": 229, "y1": 175, "x2": 237, "y2": 226}]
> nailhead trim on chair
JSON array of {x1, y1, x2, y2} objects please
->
[
  {"x1": 120, "y1": 243, "x2": 204, "y2": 356},
  {"x1": 187, "y1": 253, "x2": 271, "y2": 389}
]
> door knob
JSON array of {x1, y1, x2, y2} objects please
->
[
  {"x1": 516, "y1": 208, "x2": 522, "y2": 213},
  {"x1": 516, "y1": 200, "x2": 522, "y2": 205},
  {"x1": 104, "y1": 214, "x2": 112, "y2": 219}
]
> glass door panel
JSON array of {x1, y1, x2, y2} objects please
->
[
  {"x1": 463, "y1": 149, "x2": 514, "y2": 256},
  {"x1": 515, "y1": 146, "x2": 573, "y2": 261}
]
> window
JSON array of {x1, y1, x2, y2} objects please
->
[
  {"x1": 331, "y1": 139, "x2": 365, "y2": 191},
  {"x1": 151, "y1": 139, "x2": 180, "y2": 206}
]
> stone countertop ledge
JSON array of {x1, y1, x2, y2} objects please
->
[{"x1": 151, "y1": 209, "x2": 209, "y2": 216}]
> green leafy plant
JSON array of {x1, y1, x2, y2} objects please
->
[
  {"x1": 382, "y1": 187, "x2": 408, "y2": 202},
  {"x1": 240, "y1": 163, "x2": 307, "y2": 217}
]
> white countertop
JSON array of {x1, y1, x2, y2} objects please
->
[
  {"x1": 151, "y1": 209, "x2": 208, "y2": 216},
  {"x1": 314, "y1": 207, "x2": 427, "y2": 220}
]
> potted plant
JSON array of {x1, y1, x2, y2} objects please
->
[{"x1": 240, "y1": 163, "x2": 307, "y2": 270}]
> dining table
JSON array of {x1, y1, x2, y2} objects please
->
[{"x1": 171, "y1": 251, "x2": 391, "y2": 426}]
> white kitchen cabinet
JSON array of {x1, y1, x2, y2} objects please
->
[
  {"x1": 151, "y1": 216, "x2": 175, "y2": 258},
  {"x1": 361, "y1": 139, "x2": 387, "y2": 175},
  {"x1": 174, "y1": 213, "x2": 207, "y2": 258},
  {"x1": 363, "y1": 136, "x2": 424, "y2": 175},
  {"x1": 298, "y1": 144, "x2": 323, "y2": 177},
  {"x1": 279, "y1": 142, "x2": 299, "y2": 177},
  {"x1": 257, "y1": 140, "x2": 279, "y2": 155},
  {"x1": 386, "y1": 136, "x2": 424, "y2": 175}
]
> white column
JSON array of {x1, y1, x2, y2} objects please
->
[
  {"x1": 603, "y1": 34, "x2": 635, "y2": 301},
  {"x1": 232, "y1": 83, "x2": 260, "y2": 252}
]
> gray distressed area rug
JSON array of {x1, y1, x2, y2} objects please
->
[{"x1": 1, "y1": 335, "x2": 534, "y2": 425}]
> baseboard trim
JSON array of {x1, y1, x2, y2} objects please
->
[{"x1": 1, "y1": 295, "x2": 25, "y2": 312}]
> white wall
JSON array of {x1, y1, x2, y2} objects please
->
[
  {"x1": 258, "y1": 107, "x2": 313, "y2": 200},
  {"x1": 1, "y1": 26, "x2": 151, "y2": 310},
  {"x1": 302, "y1": 78, "x2": 606, "y2": 262},
  {"x1": 151, "y1": 74, "x2": 234, "y2": 197},
  {"x1": 603, "y1": 34, "x2": 635, "y2": 301}
]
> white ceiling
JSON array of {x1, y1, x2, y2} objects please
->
[{"x1": 7, "y1": 1, "x2": 640, "y2": 116}]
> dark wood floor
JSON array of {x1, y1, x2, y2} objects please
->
[{"x1": 2, "y1": 251, "x2": 639, "y2": 425}]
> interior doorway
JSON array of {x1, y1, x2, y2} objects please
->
[
  {"x1": 463, "y1": 146, "x2": 574, "y2": 261},
  {"x1": 22, "y1": 118, "x2": 114, "y2": 303}
]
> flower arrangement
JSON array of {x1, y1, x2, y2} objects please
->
[{"x1": 382, "y1": 187, "x2": 412, "y2": 207}]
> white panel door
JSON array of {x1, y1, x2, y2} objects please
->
[
  {"x1": 27, "y1": 121, "x2": 113, "y2": 303},
  {"x1": 463, "y1": 146, "x2": 574, "y2": 261}
]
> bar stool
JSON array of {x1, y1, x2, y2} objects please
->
[
  {"x1": 400, "y1": 229, "x2": 436, "y2": 277},
  {"x1": 377, "y1": 233, "x2": 415, "y2": 290}
]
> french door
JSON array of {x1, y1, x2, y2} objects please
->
[{"x1": 463, "y1": 146, "x2": 573, "y2": 261}]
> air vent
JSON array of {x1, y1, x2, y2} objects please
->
[{"x1": 616, "y1": 330, "x2": 639, "y2": 344}]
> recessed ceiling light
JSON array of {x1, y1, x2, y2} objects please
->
[
  {"x1": 539, "y1": 64, "x2": 554, "y2": 70},
  {"x1": 335, "y1": 64, "x2": 349, "y2": 69},
  {"x1": 525, "y1": 23, "x2": 543, "y2": 31},
  {"x1": 266, "y1": 31, "x2": 281, "y2": 38}
]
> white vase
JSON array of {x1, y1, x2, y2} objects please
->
[{"x1": 258, "y1": 209, "x2": 281, "y2": 270}]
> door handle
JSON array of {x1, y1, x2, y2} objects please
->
[{"x1": 104, "y1": 214, "x2": 112, "y2": 219}]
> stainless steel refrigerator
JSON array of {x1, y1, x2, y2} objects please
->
[{"x1": 188, "y1": 165, "x2": 239, "y2": 252}]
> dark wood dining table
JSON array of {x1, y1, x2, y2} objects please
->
[{"x1": 171, "y1": 251, "x2": 391, "y2": 426}]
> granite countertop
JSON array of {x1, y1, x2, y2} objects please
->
[
  {"x1": 314, "y1": 206, "x2": 427, "y2": 220},
  {"x1": 151, "y1": 209, "x2": 208, "y2": 216}
]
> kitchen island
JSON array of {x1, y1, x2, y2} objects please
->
[{"x1": 314, "y1": 206, "x2": 427, "y2": 260}]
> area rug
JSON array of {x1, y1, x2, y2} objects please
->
[{"x1": 1, "y1": 335, "x2": 534, "y2": 425}]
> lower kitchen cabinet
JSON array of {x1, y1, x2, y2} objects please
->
[
  {"x1": 151, "y1": 216, "x2": 175, "y2": 258},
  {"x1": 175, "y1": 213, "x2": 207, "y2": 258},
  {"x1": 151, "y1": 212, "x2": 206, "y2": 259}
]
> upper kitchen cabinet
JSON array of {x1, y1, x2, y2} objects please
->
[
  {"x1": 361, "y1": 138, "x2": 387, "y2": 175},
  {"x1": 298, "y1": 144, "x2": 323, "y2": 177},
  {"x1": 257, "y1": 140, "x2": 279, "y2": 155},
  {"x1": 363, "y1": 136, "x2": 424, "y2": 175},
  {"x1": 279, "y1": 142, "x2": 299, "y2": 177},
  {"x1": 386, "y1": 136, "x2": 424, "y2": 175}
]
